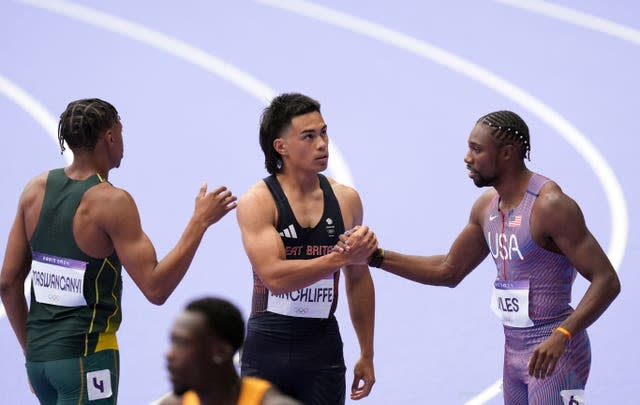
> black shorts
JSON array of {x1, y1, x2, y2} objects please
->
[{"x1": 241, "y1": 312, "x2": 346, "y2": 405}]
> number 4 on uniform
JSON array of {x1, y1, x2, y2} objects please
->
[{"x1": 87, "y1": 369, "x2": 113, "y2": 401}]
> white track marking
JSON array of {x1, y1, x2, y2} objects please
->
[
  {"x1": 0, "y1": 73, "x2": 72, "y2": 163},
  {"x1": 495, "y1": 0, "x2": 640, "y2": 46}
]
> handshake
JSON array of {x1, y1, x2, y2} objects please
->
[{"x1": 332, "y1": 226, "x2": 383, "y2": 267}]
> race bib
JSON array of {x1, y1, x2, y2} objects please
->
[
  {"x1": 491, "y1": 279, "x2": 533, "y2": 328},
  {"x1": 31, "y1": 252, "x2": 87, "y2": 307},
  {"x1": 268, "y1": 277, "x2": 334, "y2": 318}
]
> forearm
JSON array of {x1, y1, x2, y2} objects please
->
[
  {"x1": 146, "y1": 217, "x2": 209, "y2": 304},
  {"x1": 559, "y1": 272, "x2": 620, "y2": 335},
  {"x1": 380, "y1": 250, "x2": 458, "y2": 287},
  {"x1": 346, "y1": 268, "x2": 375, "y2": 358},
  {"x1": 0, "y1": 284, "x2": 28, "y2": 353},
  {"x1": 258, "y1": 252, "x2": 347, "y2": 294}
]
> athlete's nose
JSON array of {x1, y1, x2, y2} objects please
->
[
  {"x1": 317, "y1": 134, "x2": 328, "y2": 150},
  {"x1": 464, "y1": 149, "x2": 472, "y2": 164}
]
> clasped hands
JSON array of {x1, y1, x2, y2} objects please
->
[{"x1": 332, "y1": 225, "x2": 378, "y2": 265}]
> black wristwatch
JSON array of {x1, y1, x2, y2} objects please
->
[{"x1": 368, "y1": 248, "x2": 385, "y2": 268}]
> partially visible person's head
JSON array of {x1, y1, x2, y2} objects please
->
[
  {"x1": 58, "y1": 98, "x2": 120, "y2": 154},
  {"x1": 476, "y1": 110, "x2": 530, "y2": 160},
  {"x1": 259, "y1": 93, "x2": 321, "y2": 174},
  {"x1": 166, "y1": 297, "x2": 244, "y2": 396}
]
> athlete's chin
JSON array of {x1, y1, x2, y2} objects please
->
[
  {"x1": 170, "y1": 379, "x2": 189, "y2": 396},
  {"x1": 471, "y1": 178, "x2": 490, "y2": 188}
]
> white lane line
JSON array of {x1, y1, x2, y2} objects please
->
[
  {"x1": 255, "y1": 1, "x2": 629, "y2": 404},
  {"x1": 0, "y1": 75, "x2": 66, "y2": 320},
  {"x1": 464, "y1": 379, "x2": 503, "y2": 405},
  {"x1": 495, "y1": 0, "x2": 640, "y2": 46},
  {"x1": 15, "y1": 0, "x2": 354, "y2": 187},
  {"x1": 0, "y1": 74, "x2": 72, "y2": 163}
]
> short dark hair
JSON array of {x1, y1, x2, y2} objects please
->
[
  {"x1": 259, "y1": 93, "x2": 321, "y2": 174},
  {"x1": 477, "y1": 110, "x2": 531, "y2": 160},
  {"x1": 58, "y1": 98, "x2": 119, "y2": 154},
  {"x1": 185, "y1": 297, "x2": 245, "y2": 351}
]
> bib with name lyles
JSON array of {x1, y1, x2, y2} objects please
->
[{"x1": 483, "y1": 173, "x2": 576, "y2": 327}]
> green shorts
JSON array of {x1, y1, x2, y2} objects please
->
[{"x1": 26, "y1": 349, "x2": 119, "y2": 405}]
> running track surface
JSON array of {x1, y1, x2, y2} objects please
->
[{"x1": 1, "y1": 1, "x2": 638, "y2": 404}]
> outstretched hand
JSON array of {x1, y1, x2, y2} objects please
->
[{"x1": 194, "y1": 183, "x2": 237, "y2": 227}]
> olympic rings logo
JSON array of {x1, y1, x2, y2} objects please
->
[
  {"x1": 294, "y1": 307, "x2": 309, "y2": 314},
  {"x1": 47, "y1": 293, "x2": 61, "y2": 303}
]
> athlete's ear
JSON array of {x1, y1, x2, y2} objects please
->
[
  {"x1": 210, "y1": 341, "x2": 234, "y2": 364},
  {"x1": 103, "y1": 128, "x2": 114, "y2": 145},
  {"x1": 500, "y1": 143, "x2": 516, "y2": 161},
  {"x1": 273, "y1": 137, "x2": 287, "y2": 156}
]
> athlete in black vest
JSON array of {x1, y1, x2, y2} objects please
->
[{"x1": 237, "y1": 93, "x2": 377, "y2": 404}]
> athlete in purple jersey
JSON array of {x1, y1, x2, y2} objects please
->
[{"x1": 342, "y1": 111, "x2": 620, "y2": 404}]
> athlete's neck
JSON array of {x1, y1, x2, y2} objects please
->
[
  {"x1": 65, "y1": 160, "x2": 109, "y2": 182},
  {"x1": 196, "y1": 371, "x2": 241, "y2": 405},
  {"x1": 276, "y1": 169, "x2": 321, "y2": 196},
  {"x1": 495, "y1": 168, "x2": 533, "y2": 212}
]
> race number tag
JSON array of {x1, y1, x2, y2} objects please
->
[
  {"x1": 268, "y1": 277, "x2": 334, "y2": 318},
  {"x1": 491, "y1": 279, "x2": 533, "y2": 328},
  {"x1": 31, "y1": 252, "x2": 87, "y2": 307},
  {"x1": 86, "y1": 369, "x2": 113, "y2": 401}
]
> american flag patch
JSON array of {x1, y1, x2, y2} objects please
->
[{"x1": 508, "y1": 214, "x2": 522, "y2": 227}]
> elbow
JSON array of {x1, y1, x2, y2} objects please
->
[
  {"x1": 442, "y1": 274, "x2": 463, "y2": 288},
  {"x1": 594, "y1": 270, "x2": 621, "y2": 302},
  {"x1": 262, "y1": 279, "x2": 288, "y2": 296},
  {"x1": 143, "y1": 289, "x2": 169, "y2": 306},
  {"x1": 608, "y1": 273, "x2": 621, "y2": 299},
  {"x1": 0, "y1": 275, "x2": 17, "y2": 300},
  {"x1": 256, "y1": 270, "x2": 289, "y2": 296},
  {"x1": 437, "y1": 268, "x2": 464, "y2": 288},
  {"x1": 148, "y1": 295, "x2": 167, "y2": 306}
]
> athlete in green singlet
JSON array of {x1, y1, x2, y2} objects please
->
[{"x1": 0, "y1": 98, "x2": 237, "y2": 405}]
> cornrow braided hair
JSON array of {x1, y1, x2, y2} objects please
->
[
  {"x1": 58, "y1": 98, "x2": 119, "y2": 154},
  {"x1": 478, "y1": 110, "x2": 531, "y2": 160}
]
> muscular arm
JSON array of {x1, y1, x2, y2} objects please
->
[
  {"x1": 527, "y1": 183, "x2": 620, "y2": 379},
  {"x1": 106, "y1": 183, "x2": 236, "y2": 305},
  {"x1": 0, "y1": 200, "x2": 32, "y2": 353},
  {"x1": 236, "y1": 183, "x2": 358, "y2": 295},
  {"x1": 379, "y1": 192, "x2": 492, "y2": 287},
  {"x1": 535, "y1": 185, "x2": 620, "y2": 335}
]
